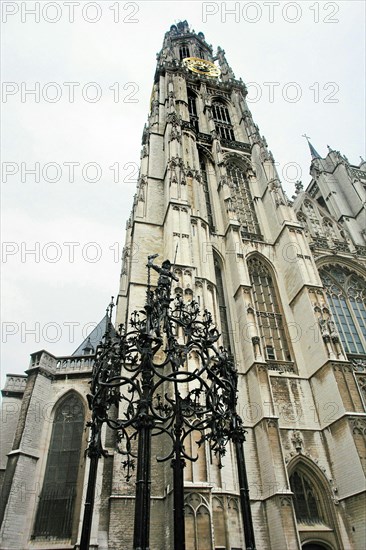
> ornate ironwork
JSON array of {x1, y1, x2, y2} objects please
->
[{"x1": 80, "y1": 257, "x2": 256, "y2": 550}]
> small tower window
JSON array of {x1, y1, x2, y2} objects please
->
[
  {"x1": 212, "y1": 102, "x2": 231, "y2": 124},
  {"x1": 179, "y1": 45, "x2": 190, "y2": 60},
  {"x1": 212, "y1": 100, "x2": 235, "y2": 141},
  {"x1": 188, "y1": 89, "x2": 199, "y2": 133}
]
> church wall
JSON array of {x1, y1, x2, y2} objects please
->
[
  {"x1": 323, "y1": 417, "x2": 365, "y2": 499},
  {"x1": 0, "y1": 376, "x2": 26, "y2": 494},
  {"x1": 340, "y1": 493, "x2": 366, "y2": 550},
  {"x1": 0, "y1": 368, "x2": 54, "y2": 548}
]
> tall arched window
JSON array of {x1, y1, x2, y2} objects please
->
[
  {"x1": 33, "y1": 393, "x2": 85, "y2": 540},
  {"x1": 248, "y1": 257, "x2": 291, "y2": 361},
  {"x1": 214, "y1": 258, "x2": 231, "y2": 351},
  {"x1": 319, "y1": 264, "x2": 366, "y2": 355},
  {"x1": 290, "y1": 470, "x2": 324, "y2": 524},
  {"x1": 187, "y1": 89, "x2": 199, "y2": 133},
  {"x1": 179, "y1": 45, "x2": 190, "y2": 60},
  {"x1": 199, "y1": 152, "x2": 214, "y2": 231},
  {"x1": 227, "y1": 161, "x2": 261, "y2": 239},
  {"x1": 288, "y1": 461, "x2": 344, "y2": 550},
  {"x1": 212, "y1": 100, "x2": 235, "y2": 141}
]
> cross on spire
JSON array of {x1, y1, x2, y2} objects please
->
[{"x1": 302, "y1": 133, "x2": 321, "y2": 159}]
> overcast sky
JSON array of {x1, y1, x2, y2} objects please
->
[{"x1": 1, "y1": 0, "x2": 365, "y2": 387}]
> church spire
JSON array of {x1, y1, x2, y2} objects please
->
[{"x1": 302, "y1": 134, "x2": 321, "y2": 159}]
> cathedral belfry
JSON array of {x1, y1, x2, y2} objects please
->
[{"x1": 1, "y1": 22, "x2": 366, "y2": 550}]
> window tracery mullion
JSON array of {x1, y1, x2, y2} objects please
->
[
  {"x1": 333, "y1": 295, "x2": 360, "y2": 353},
  {"x1": 348, "y1": 275, "x2": 366, "y2": 344},
  {"x1": 354, "y1": 300, "x2": 366, "y2": 338},
  {"x1": 33, "y1": 395, "x2": 84, "y2": 540},
  {"x1": 273, "y1": 316, "x2": 284, "y2": 357},
  {"x1": 228, "y1": 165, "x2": 260, "y2": 236},
  {"x1": 320, "y1": 265, "x2": 366, "y2": 355},
  {"x1": 212, "y1": 101, "x2": 235, "y2": 141},
  {"x1": 248, "y1": 259, "x2": 290, "y2": 362},
  {"x1": 290, "y1": 470, "x2": 324, "y2": 525},
  {"x1": 179, "y1": 45, "x2": 190, "y2": 60}
]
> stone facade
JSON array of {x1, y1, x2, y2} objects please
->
[{"x1": 1, "y1": 21, "x2": 365, "y2": 550}]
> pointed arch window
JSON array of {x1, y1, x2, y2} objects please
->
[
  {"x1": 188, "y1": 89, "x2": 199, "y2": 133},
  {"x1": 290, "y1": 470, "x2": 324, "y2": 524},
  {"x1": 184, "y1": 493, "x2": 213, "y2": 550},
  {"x1": 33, "y1": 393, "x2": 85, "y2": 540},
  {"x1": 199, "y1": 152, "x2": 215, "y2": 231},
  {"x1": 179, "y1": 45, "x2": 190, "y2": 60},
  {"x1": 227, "y1": 161, "x2": 261, "y2": 239},
  {"x1": 212, "y1": 100, "x2": 235, "y2": 141},
  {"x1": 214, "y1": 259, "x2": 231, "y2": 352},
  {"x1": 319, "y1": 264, "x2": 366, "y2": 355},
  {"x1": 248, "y1": 257, "x2": 291, "y2": 361}
]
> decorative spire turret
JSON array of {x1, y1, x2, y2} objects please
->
[
  {"x1": 302, "y1": 134, "x2": 321, "y2": 159},
  {"x1": 216, "y1": 46, "x2": 235, "y2": 81}
]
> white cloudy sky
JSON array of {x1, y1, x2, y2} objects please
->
[{"x1": 1, "y1": 0, "x2": 365, "y2": 387}]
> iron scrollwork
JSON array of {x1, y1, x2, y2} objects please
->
[{"x1": 80, "y1": 256, "x2": 256, "y2": 550}]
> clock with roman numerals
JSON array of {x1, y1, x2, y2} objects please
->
[{"x1": 183, "y1": 57, "x2": 221, "y2": 78}]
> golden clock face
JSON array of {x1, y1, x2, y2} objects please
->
[{"x1": 183, "y1": 57, "x2": 221, "y2": 78}]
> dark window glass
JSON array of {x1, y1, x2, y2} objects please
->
[
  {"x1": 188, "y1": 89, "x2": 199, "y2": 133},
  {"x1": 199, "y1": 153, "x2": 214, "y2": 231},
  {"x1": 212, "y1": 101, "x2": 235, "y2": 141},
  {"x1": 214, "y1": 259, "x2": 231, "y2": 352},
  {"x1": 180, "y1": 45, "x2": 190, "y2": 60},
  {"x1": 198, "y1": 48, "x2": 205, "y2": 60},
  {"x1": 289, "y1": 471, "x2": 323, "y2": 524},
  {"x1": 33, "y1": 394, "x2": 84, "y2": 539}
]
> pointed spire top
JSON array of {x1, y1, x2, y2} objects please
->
[{"x1": 302, "y1": 134, "x2": 321, "y2": 159}]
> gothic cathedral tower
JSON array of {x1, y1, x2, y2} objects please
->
[
  {"x1": 1, "y1": 21, "x2": 365, "y2": 550},
  {"x1": 115, "y1": 20, "x2": 366, "y2": 550}
]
